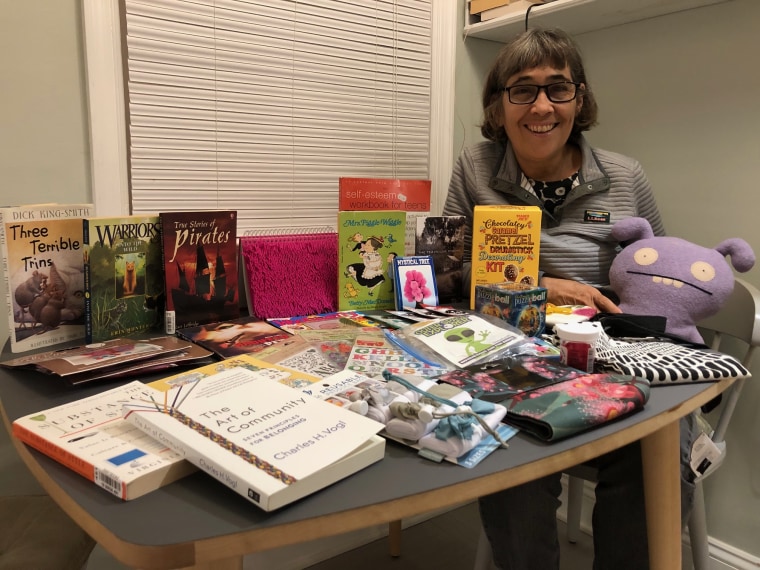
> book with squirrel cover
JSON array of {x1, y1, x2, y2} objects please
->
[
  {"x1": 0, "y1": 203, "x2": 93, "y2": 353},
  {"x1": 122, "y1": 358, "x2": 385, "y2": 511},
  {"x1": 415, "y1": 215, "x2": 466, "y2": 304},
  {"x1": 12, "y1": 379, "x2": 197, "y2": 500},
  {"x1": 391, "y1": 255, "x2": 439, "y2": 311},
  {"x1": 338, "y1": 210, "x2": 406, "y2": 312},
  {"x1": 160, "y1": 210, "x2": 239, "y2": 334},
  {"x1": 470, "y1": 205, "x2": 541, "y2": 309},
  {"x1": 83, "y1": 215, "x2": 164, "y2": 342},
  {"x1": 338, "y1": 177, "x2": 431, "y2": 256}
]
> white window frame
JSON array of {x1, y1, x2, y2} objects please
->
[{"x1": 82, "y1": 0, "x2": 457, "y2": 219}]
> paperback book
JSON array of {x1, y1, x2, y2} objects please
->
[
  {"x1": 391, "y1": 255, "x2": 439, "y2": 311},
  {"x1": 268, "y1": 311, "x2": 368, "y2": 334},
  {"x1": 414, "y1": 215, "x2": 466, "y2": 304},
  {"x1": 160, "y1": 210, "x2": 239, "y2": 334},
  {"x1": 337, "y1": 210, "x2": 406, "y2": 311},
  {"x1": 83, "y1": 214, "x2": 164, "y2": 342},
  {"x1": 12, "y1": 380, "x2": 197, "y2": 500},
  {"x1": 338, "y1": 177, "x2": 431, "y2": 256},
  {"x1": 176, "y1": 315, "x2": 292, "y2": 359},
  {"x1": 0, "y1": 336, "x2": 214, "y2": 385},
  {"x1": 1, "y1": 203, "x2": 93, "y2": 353},
  {"x1": 123, "y1": 363, "x2": 385, "y2": 511}
]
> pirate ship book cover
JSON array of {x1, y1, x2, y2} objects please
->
[
  {"x1": 0, "y1": 203, "x2": 93, "y2": 353},
  {"x1": 159, "y1": 210, "x2": 239, "y2": 334},
  {"x1": 83, "y1": 215, "x2": 164, "y2": 342}
]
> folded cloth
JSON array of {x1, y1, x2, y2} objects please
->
[
  {"x1": 594, "y1": 329, "x2": 749, "y2": 384},
  {"x1": 503, "y1": 373, "x2": 650, "y2": 442}
]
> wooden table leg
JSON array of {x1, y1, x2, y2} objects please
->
[
  {"x1": 641, "y1": 420, "x2": 681, "y2": 570},
  {"x1": 388, "y1": 519, "x2": 402, "y2": 557}
]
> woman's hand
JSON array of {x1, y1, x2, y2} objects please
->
[{"x1": 539, "y1": 276, "x2": 621, "y2": 314}]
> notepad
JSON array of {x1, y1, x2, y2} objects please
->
[{"x1": 240, "y1": 227, "x2": 338, "y2": 319}]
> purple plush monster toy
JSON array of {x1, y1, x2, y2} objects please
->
[{"x1": 609, "y1": 217, "x2": 755, "y2": 344}]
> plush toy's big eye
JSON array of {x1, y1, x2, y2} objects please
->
[
  {"x1": 691, "y1": 261, "x2": 716, "y2": 282},
  {"x1": 633, "y1": 247, "x2": 658, "y2": 266}
]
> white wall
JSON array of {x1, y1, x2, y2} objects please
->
[
  {"x1": 0, "y1": 0, "x2": 92, "y2": 346},
  {"x1": 455, "y1": 0, "x2": 760, "y2": 561}
]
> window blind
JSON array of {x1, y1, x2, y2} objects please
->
[{"x1": 122, "y1": 0, "x2": 434, "y2": 233}]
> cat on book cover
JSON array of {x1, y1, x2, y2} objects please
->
[{"x1": 85, "y1": 216, "x2": 164, "y2": 339}]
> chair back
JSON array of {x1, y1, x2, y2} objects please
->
[{"x1": 697, "y1": 277, "x2": 760, "y2": 445}]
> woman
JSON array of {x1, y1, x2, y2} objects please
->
[{"x1": 442, "y1": 28, "x2": 693, "y2": 569}]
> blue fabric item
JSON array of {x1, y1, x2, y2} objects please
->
[{"x1": 434, "y1": 399, "x2": 495, "y2": 441}]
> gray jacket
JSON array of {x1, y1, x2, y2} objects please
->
[{"x1": 442, "y1": 136, "x2": 664, "y2": 288}]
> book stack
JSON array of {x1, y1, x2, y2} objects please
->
[{"x1": 337, "y1": 178, "x2": 432, "y2": 312}]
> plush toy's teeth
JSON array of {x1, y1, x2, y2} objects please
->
[{"x1": 651, "y1": 276, "x2": 685, "y2": 288}]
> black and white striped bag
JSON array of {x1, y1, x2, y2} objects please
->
[{"x1": 594, "y1": 332, "x2": 749, "y2": 384}]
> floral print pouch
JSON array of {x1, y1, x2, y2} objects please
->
[{"x1": 503, "y1": 373, "x2": 650, "y2": 442}]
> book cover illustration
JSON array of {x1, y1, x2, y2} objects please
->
[
  {"x1": 415, "y1": 215, "x2": 466, "y2": 304},
  {"x1": 123, "y1": 364, "x2": 385, "y2": 511},
  {"x1": 338, "y1": 177, "x2": 431, "y2": 256},
  {"x1": 176, "y1": 315, "x2": 291, "y2": 359},
  {"x1": 83, "y1": 215, "x2": 163, "y2": 342},
  {"x1": 391, "y1": 256, "x2": 439, "y2": 311},
  {"x1": 240, "y1": 227, "x2": 338, "y2": 320},
  {"x1": 160, "y1": 210, "x2": 239, "y2": 334},
  {"x1": 470, "y1": 205, "x2": 541, "y2": 308},
  {"x1": 1, "y1": 203, "x2": 93, "y2": 353},
  {"x1": 337, "y1": 210, "x2": 406, "y2": 311},
  {"x1": 12, "y1": 380, "x2": 196, "y2": 500}
]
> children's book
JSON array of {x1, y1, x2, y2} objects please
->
[
  {"x1": 391, "y1": 255, "x2": 439, "y2": 311},
  {"x1": 175, "y1": 315, "x2": 292, "y2": 359},
  {"x1": 0, "y1": 203, "x2": 93, "y2": 353},
  {"x1": 386, "y1": 313, "x2": 526, "y2": 368},
  {"x1": 122, "y1": 360, "x2": 385, "y2": 511},
  {"x1": 82, "y1": 215, "x2": 164, "y2": 342},
  {"x1": 159, "y1": 210, "x2": 239, "y2": 334},
  {"x1": 240, "y1": 227, "x2": 338, "y2": 319},
  {"x1": 338, "y1": 177, "x2": 431, "y2": 256},
  {"x1": 470, "y1": 205, "x2": 541, "y2": 309},
  {"x1": 415, "y1": 215, "x2": 467, "y2": 304},
  {"x1": 12, "y1": 380, "x2": 197, "y2": 500},
  {"x1": 0, "y1": 336, "x2": 214, "y2": 385},
  {"x1": 337, "y1": 210, "x2": 406, "y2": 311}
]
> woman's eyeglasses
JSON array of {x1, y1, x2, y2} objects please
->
[{"x1": 502, "y1": 82, "x2": 581, "y2": 105}]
